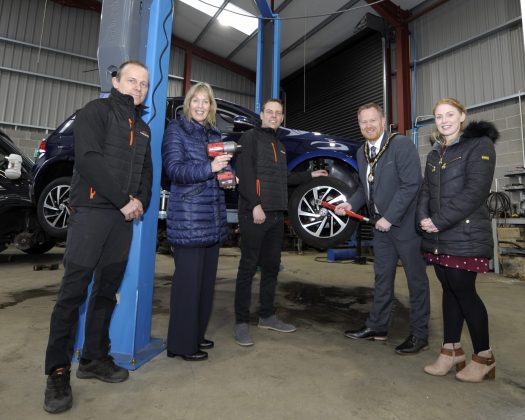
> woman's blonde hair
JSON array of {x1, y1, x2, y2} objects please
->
[
  {"x1": 183, "y1": 82, "x2": 217, "y2": 127},
  {"x1": 431, "y1": 97, "x2": 467, "y2": 144}
]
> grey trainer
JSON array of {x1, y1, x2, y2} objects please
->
[
  {"x1": 234, "y1": 323, "x2": 254, "y2": 346},
  {"x1": 258, "y1": 315, "x2": 296, "y2": 333}
]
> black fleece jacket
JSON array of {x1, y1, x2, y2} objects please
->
[
  {"x1": 417, "y1": 121, "x2": 499, "y2": 258},
  {"x1": 236, "y1": 125, "x2": 311, "y2": 215},
  {"x1": 69, "y1": 88, "x2": 153, "y2": 211}
]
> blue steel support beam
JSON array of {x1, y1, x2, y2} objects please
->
[
  {"x1": 254, "y1": 0, "x2": 273, "y2": 18},
  {"x1": 255, "y1": 16, "x2": 264, "y2": 113},
  {"x1": 272, "y1": 14, "x2": 281, "y2": 98},
  {"x1": 74, "y1": 0, "x2": 173, "y2": 370},
  {"x1": 254, "y1": 0, "x2": 281, "y2": 111}
]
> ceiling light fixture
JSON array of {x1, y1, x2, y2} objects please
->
[{"x1": 180, "y1": 0, "x2": 258, "y2": 35}]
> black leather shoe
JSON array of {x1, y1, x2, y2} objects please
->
[
  {"x1": 395, "y1": 335, "x2": 429, "y2": 355},
  {"x1": 167, "y1": 350, "x2": 208, "y2": 361},
  {"x1": 199, "y1": 339, "x2": 214, "y2": 350},
  {"x1": 344, "y1": 326, "x2": 388, "y2": 341}
]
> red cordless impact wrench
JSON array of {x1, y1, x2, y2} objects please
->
[{"x1": 207, "y1": 141, "x2": 242, "y2": 188}]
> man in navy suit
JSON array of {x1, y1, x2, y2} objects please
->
[{"x1": 335, "y1": 102, "x2": 430, "y2": 354}]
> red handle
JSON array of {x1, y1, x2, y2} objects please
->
[{"x1": 320, "y1": 201, "x2": 370, "y2": 222}]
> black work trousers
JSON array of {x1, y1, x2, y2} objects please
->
[
  {"x1": 434, "y1": 264, "x2": 490, "y2": 353},
  {"x1": 167, "y1": 244, "x2": 219, "y2": 355},
  {"x1": 45, "y1": 207, "x2": 132, "y2": 374},
  {"x1": 234, "y1": 211, "x2": 284, "y2": 323}
]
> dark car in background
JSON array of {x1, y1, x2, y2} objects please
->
[
  {"x1": 0, "y1": 129, "x2": 56, "y2": 254},
  {"x1": 32, "y1": 98, "x2": 362, "y2": 249}
]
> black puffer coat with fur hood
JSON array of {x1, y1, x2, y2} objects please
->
[{"x1": 416, "y1": 121, "x2": 499, "y2": 258}]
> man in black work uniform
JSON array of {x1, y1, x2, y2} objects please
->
[
  {"x1": 233, "y1": 98, "x2": 327, "y2": 346},
  {"x1": 43, "y1": 60, "x2": 153, "y2": 414}
]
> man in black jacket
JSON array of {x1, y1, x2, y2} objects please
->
[
  {"x1": 233, "y1": 98, "x2": 327, "y2": 346},
  {"x1": 43, "y1": 61, "x2": 152, "y2": 414}
]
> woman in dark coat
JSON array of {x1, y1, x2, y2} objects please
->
[
  {"x1": 162, "y1": 82, "x2": 232, "y2": 361},
  {"x1": 417, "y1": 97, "x2": 498, "y2": 382}
]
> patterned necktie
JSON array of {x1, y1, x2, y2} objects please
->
[{"x1": 370, "y1": 145, "x2": 377, "y2": 159}]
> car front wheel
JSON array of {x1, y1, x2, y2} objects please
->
[
  {"x1": 37, "y1": 176, "x2": 71, "y2": 240},
  {"x1": 288, "y1": 176, "x2": 358, "y2": 249}
]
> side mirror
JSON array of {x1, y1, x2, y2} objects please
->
[
  {"x1": 233, "y1": 116, "x2": 255, "y2": 131},
  {"x1": 5, "y1": 154, "x2": 23, "y2": 180}
]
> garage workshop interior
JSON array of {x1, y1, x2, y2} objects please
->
[{"x1": 1, "y1": 1, "x2": 525, "y2": 419}]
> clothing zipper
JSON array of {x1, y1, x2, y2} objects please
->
[
  {"x1": 440, "y1": 155, "x2": 461, "y2": 169},
  {"x1": 126, "y1": 114, "x2": 137, "y2": 193},
  {"x1": 434, "y1": 150, "x2": 440, "y2": 255}
]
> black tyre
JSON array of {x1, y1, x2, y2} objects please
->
[
  {"x1": 21, "y1": 240, "x2": 56, "y2": 254},
  {"x1": 288, "y1": 176, "x2": 358, "y2": 249},
  {"x1": 37, "y1": 176, "x2": 71, "y2": 240}
]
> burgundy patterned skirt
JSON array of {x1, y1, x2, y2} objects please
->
[{"x1": 424, "y1": 253, "x2": 490, "y2": 273}]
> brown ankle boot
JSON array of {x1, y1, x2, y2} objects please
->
[
  {"x1": 424, "y1": 345, "x2": 466, "y2": 376},
  {"x1": 455, "y1": 349, "x2": 496, "y2": 383}
]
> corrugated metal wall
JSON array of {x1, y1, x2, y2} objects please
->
[
  {"x1": 192, "y1": 56, "x2": 255, "y2": 109},
  {"x1": 282, "y1": 31, "x2": 384, "y2": 140},
  {"x1": 0, "y1": 0, "x2": 255, "y2": 135},
  {"x1": 0, "y1": 0, "x2": 100, "y2": 130},
  {"x1": 410, "y1": 0, "x2": 525, "y2": 194},
  {"x1": 410, "y1": 0, "x2": 524, "y2": 117}
]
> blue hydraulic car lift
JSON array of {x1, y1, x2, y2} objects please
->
[
  {"x1": 74, "y1": 0, "x2": 173, "y2": 370},
  {"x1": 73, "y1": 0, "x2": 281, "y2": 370}
]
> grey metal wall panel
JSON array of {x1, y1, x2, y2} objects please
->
[
  {"x1": 0, "y1": 0, "x2": 100, "y2": 130},
  {"x1": 0, "y1": 69, "x2": 98, "y2": 129},
  {"x1": 192, "y1": 55, "x2": 255, "y2": 110},
  {"x1": 410, "y1": 0, "x2": 523, "y2": 117},
  {"x1": 412, "y1": 0, "x2": 520, "y2": 58},
  {"x1": 170, "y1": 47, "x2": 185, "y2": 76},
  {"x1": 0, "y1": 0, "x2": 99, "y2": 56},
  {"x1": 0, "y1": 0, "x2": 255, "y2": 132}
]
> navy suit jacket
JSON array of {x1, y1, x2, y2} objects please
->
[{"x1": 349, "y1": 132, "x2": 422, "y2": 240}]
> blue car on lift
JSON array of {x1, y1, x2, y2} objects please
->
[{"x1": 31, "y1": 98, "x2": 362, "y2": 249}]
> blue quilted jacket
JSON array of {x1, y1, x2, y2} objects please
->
[{"x1": 162, "y1": 116, "x2": 228, "y2": 247}]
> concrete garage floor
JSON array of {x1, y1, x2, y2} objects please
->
[{"x1": 1, "y1": 246, "x2": 524, "y2": 420}]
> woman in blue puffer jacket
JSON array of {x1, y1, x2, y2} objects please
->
[{"x1": 162, "y1": 82, "x2": 232, "y2": 361}]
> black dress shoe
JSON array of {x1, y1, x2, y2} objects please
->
[
  {"x1": 167, "y1": 350, "x2": 208, "y2": 361},
  {"x1": 395, "y1": 335, "x2": 428, "y2": 355},
  {"x1": 344, "y1": 326, "x2": 388, "y2": 341},
  {"x1": 199, "y1": 339, "x2": 214, "y2": 350}
]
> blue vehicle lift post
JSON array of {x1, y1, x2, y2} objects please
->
[
  {"x1": 254, "y1": 0, "x2": 281, "y2": 112},
  {"x1": 74, "y1": 0, "x2": 173, "y2": 370}
]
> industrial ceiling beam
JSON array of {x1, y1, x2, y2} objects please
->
[
  {"x1": 193, "y1": 0, "x2": 230, "y2": 46},
  {"x1": 226, "y1": 0, "x2": 294, "y2": 60},
  {"x1": 281, "y1": 0, "x2": 360, "y2": 58},
  {"x1": 172, "y1": 36, "x2": 255, "y2": 82}
]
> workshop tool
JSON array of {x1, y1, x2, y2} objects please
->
[
  {"x1": 207, "y1": 141, "x2": 241, "y2": 188},
  {"x1": 320, "y1": 201, "x2": 371, "y2": 222}
]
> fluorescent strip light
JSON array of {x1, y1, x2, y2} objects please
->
[{"x1": 180, "y1": 0, "x2": 258, "y2": 36}]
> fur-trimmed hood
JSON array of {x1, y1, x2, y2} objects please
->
[{"x1": 461, "y1": 120, "x2": 499, "y2": 143}]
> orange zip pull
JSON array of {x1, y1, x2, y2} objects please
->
[
  {"x1": 271, "y1": 143, "x2": 277, "y2": 162},
  {"x1": 128, "y1": 118, "x2": 134, "y2": 145},
  {"x1": 89, "y1": 187, "x2": 96, "y2": 199}
]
